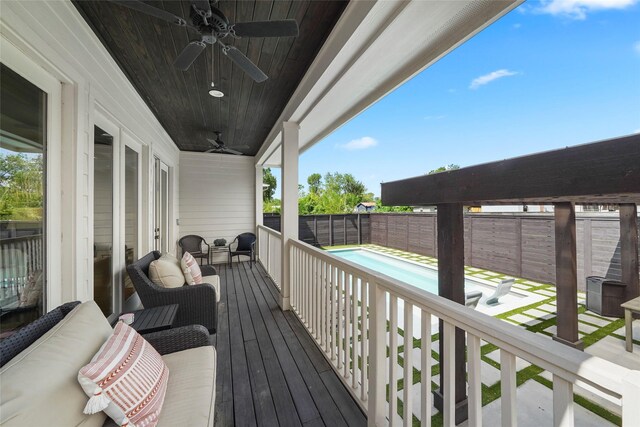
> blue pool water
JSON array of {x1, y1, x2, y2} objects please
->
[{"x1": 330, "y1": 249, "x2": 479, "y2": 295}]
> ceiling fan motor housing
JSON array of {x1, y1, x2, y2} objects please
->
[{"x1": 191, "y1": 5, "x2": 229, "y2": 36}]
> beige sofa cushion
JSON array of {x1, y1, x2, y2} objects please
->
[
  {"x1": 202, "y1": 275, "x2": 220, "y2": 302},
  {"x1": 157, "y1": 346, "x2": 216, "y2": 427},
  {"x1": 0, "y1": 301, "x2": 112, "y2": 427},
  {"x1": 149, "y1": 253, "x2": 186, "y2": 288}
]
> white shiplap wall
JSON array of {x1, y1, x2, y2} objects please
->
[{"x1": 179, "y1": 152, "x2": 256, "y2": 264}]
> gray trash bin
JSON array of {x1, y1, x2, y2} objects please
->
[{"x1": 585, "y1": 276, "x2": 626, "y2": 318}]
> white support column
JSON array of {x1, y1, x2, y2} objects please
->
[
  {"x1": 255, "y1": 164, "x2": 264, "y2": 229},
  {"x1": 280, "y1": 121, "x2": 299, "y2": 310}
]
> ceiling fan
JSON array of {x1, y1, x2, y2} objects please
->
[
  {"x1": 205, "y1": 131, "x2": 244, "y2": 155},
  {"x1": 109, "y1": 0, "x2": 299, "y2": 82}
]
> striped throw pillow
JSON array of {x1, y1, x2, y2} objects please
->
[
  {"x1": 78, "y1": 322, "x2": 169, "y2": 427},
  {"x1": 181, "y1": 251, "x2": 203, "y2": 285}
]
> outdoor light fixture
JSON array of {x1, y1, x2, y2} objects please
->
[{"x1": 208, "y1": 82, "x2": 224, "y2": 98}]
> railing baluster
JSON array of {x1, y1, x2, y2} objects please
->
[
  {"x1": 345, "y1": 272, "x2": 352, "y2": 379},
  {"x1": 468, "y1": 334, "x2": 482, "y2": 427},
  {"x1": 331, "y1": 264, "x2": 337, "y2": 362},
  {"x1": 553, "y1": 375, "x2": 574, "y2": 427},
  {"x1": 312, "y1": 256, "x2": 318, "y2": 338},
  {"x1": 443, "y1": 321, "x2": 456, "y2": 427},
  {"x1": 421, "y1": 310, "x2": 432, "y2": 427},
  {"x1": 352, "y1": 275, "x2": 359, "y2": 389},
  {"x1": 368, "y1": 280, "x2": 387, "y2": 426},
  {"x1": 361, "y1": 278, "x2": 368, "y2": 402},
  {"x1": 389, "y1": 294, "x2": 399, "y2": 426},
  {"x1": 500, "y1": 349, "x2": 517, "y2": 427},
  {"x1": 337, "y1": 268, "x2": 344, "y2": 371},
  {"x1": 403, "y1": 301, "x2": 414, "y2": 427}
]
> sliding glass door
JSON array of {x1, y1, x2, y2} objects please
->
[
  {"x1": 0, "y1": 63, "x2": 47, "y2": 334},
  {"x1": 154, "y1": 158, "x2": 169, "y2": 253}
]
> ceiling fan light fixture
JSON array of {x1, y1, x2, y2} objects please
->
[{"x1": 208, "y1": 82, "x2": 224, "y2": 97}]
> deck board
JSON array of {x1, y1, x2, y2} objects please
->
[{"x1": 213, "y1": 262, "x2": 366, "y2": 426}]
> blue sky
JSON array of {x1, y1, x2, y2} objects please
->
[{"x1": 273, "y1": 0, "x2": 640, "y2": 197}]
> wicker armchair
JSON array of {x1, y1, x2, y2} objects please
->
[
  {"x1": 228, "y1": 232, "x2": 256, "y2": 267},
  {"x1": 126, "y1": 251, "x2": 218, "y2": 333},
  {"x1": 178, "y1": 235, "x2": 210, "y2": 265}
]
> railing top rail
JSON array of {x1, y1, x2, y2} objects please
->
[
  {"x1": 289, "y1": 238, "x2": 634, "y2": 401},
  {"x1": 257, "y1": 224, "x2": 282, "y2": 238},
  {"x1": 0, "y1": 234, "x2": 43, "y2": 244}
]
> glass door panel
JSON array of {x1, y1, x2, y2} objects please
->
[
  {"x1": 123, "y1": 146, "x2": 138, "y2": 303},
  {"x1": 0, "y1": 63, "x2": 46, "y2": 335},
  {"x1": 153, "y1": 158, "x2": 169, "y2": 253},
  {"x1": 93, "y1": 125, "x2": 114, "y2": 317}
]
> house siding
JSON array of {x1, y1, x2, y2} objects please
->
[{"x1": 178, "y1": 152, "x2": 256, "y2": 263}]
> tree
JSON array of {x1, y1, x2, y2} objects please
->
[
  {"x1": 428, "y1": 164, "x2": 460, "y2": 174},
  {"x1": 307, "y1": 173, "x2": 322, "y2": 194},
  {"x1": 263, "y1": 167, "x2": 277, "y2": 202},
  {"x1": 0, "y1": 153, "x2": 43, "y2": 220},
  {"x1": 373, "y1": 197, "x2": 412, "y2": 213}
]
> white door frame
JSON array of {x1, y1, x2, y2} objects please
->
[
  {"x1": 1, "y1": 37, "x2": 63, "y2": 311},
  {"x1": 93, "y1": 110, "x2": 121, "y2": 319}
]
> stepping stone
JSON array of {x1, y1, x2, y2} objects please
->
[
  {"x1": 509, "y1": 313, "x2": 542, "y2": 327},
  {"x1": 537, "y1": 304, "x2": 556, "y2": 313},
  {"x1": 485, "y1": 350, "x2": 531, "y2": 371},
  {"x1": 578, "y1": 322, "x2": 600, "y2": 334},
  {"x1": 536, "y1": 289, "x2": 557, "y2": 297},
  {"x1": 524, "y1": 309, "x2": 555, "y2": 319},
  {"x1": 579, "y1": 314, "x2": 611, "y2": 327},
  {"x1": 513, "y1": 284, "x2": 531, "y2": 290},
  {"x1": 523, "y1": 280, "x2": 541, "y2": 286},
  {"x1": 480, "y1": 360, "x2": 501, "y2": 386}
]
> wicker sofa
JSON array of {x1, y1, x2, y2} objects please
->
[
  {"x1": 0, "y1": 300, "x2": 216, "y2": 426},
  {"x1": 127, "y1": 251, "x2": 219, "y2": 333}
]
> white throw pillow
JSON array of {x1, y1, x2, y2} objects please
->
[
  {"x1": 148, "y1": 254, "x2": 185, "y2": 288},
  {"x1": 181, "y1": 252, "x2": 203, "y2": 285},
  {"x1": 78, "y1": 322, "x2": 169, "y2": 427}
]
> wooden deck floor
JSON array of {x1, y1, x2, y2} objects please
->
[{"x1": 212, "y1": 261, "x2": 367, "y2": 427}]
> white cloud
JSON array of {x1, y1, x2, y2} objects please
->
[
  {"x1": 513, "y1": 23, "x2": 522, "y2": 29},
  {"x1": 634, "y1": 40, "x2": 640, "y2": 54},
  {"x1": 537, "y1": 0, "x2": 638, "y2": 20},
  {"x1": 469, "y1": 69, "x2": 519, "y2": 90},
  {"x1": 338, "y1": 136, "x2": 378, "y2": 151}
]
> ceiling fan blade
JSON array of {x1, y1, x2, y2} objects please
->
[
  {"x1": 109, "y1": 0, "x2": 189, "y2": 27},
  {"x1": 191, "y1": 0, "x2": 212, "y2": 16},
  {"x1": 204, "y1": 148, "x2": 217, "y2": 153},
  {"x1": 232, "y1": 20, "x2": 299, "y2": 38},
  {"x1": 206, "y1": 138, "x2": 221, "y2": 147},
  {"x1": 223, "y1": 147, "x2": 244, "y2": 155},
  {"x1": 224, "y1": 46, "x2": 268, "y2": 83},
  {"x1": 174, "y1": 41, "x2": 206, "y2": 71}
]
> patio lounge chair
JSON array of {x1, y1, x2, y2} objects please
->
[
  {"x1": 486, "y1": 278, "x2": 515, "y2": 305},
  {"x1": 465, "y1": 290, "x2": 483, "y2": 309},
  {"x1": 228, "y1": 232, "x2": 256, "y2": 267},
  {"x1": 178, "y1": 235, "x2": 210, "y2": 265}
]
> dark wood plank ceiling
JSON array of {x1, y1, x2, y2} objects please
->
[{"x1": 74, "y1": 0, "x2": 347, "y2": 154}]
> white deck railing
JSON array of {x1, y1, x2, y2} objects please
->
[
  {"x1": 287, "y1": 239, "x2": 640, "y2": 427},
  {"x1": 257, "y1": 225, "x2": 282, "y2": 289}
]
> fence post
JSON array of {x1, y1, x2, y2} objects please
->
[
  {"x1": 367, "y1": 279, "x2": 386, "y2": 426},
  {"x1": 329, "y1": 215, "x2": 333, "y2": 246},
  {"x1": 357, "y1": 214, "x2": 361, "y2": 245}
]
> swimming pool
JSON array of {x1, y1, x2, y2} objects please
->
[{"x1": 330, "y1": 248, "x2": 482, "y2": 295}]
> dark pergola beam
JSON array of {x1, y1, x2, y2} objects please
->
[
  {"x1": 553, "y1": 202, "x2": 583, "y2": 349},
  {"x1": 381, "y1": 134, "x2": 640, "y2": 206},
  {"x1": 620, "y1": 204, "x2": 639, "y2": 301}
]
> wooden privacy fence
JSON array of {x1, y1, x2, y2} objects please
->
[
  {"x1": 263, "y1": 214, "x2": 370, "y2": 246},
  {"x1": 371, "y1": 213, "x2": 640, "y2": 289}
]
